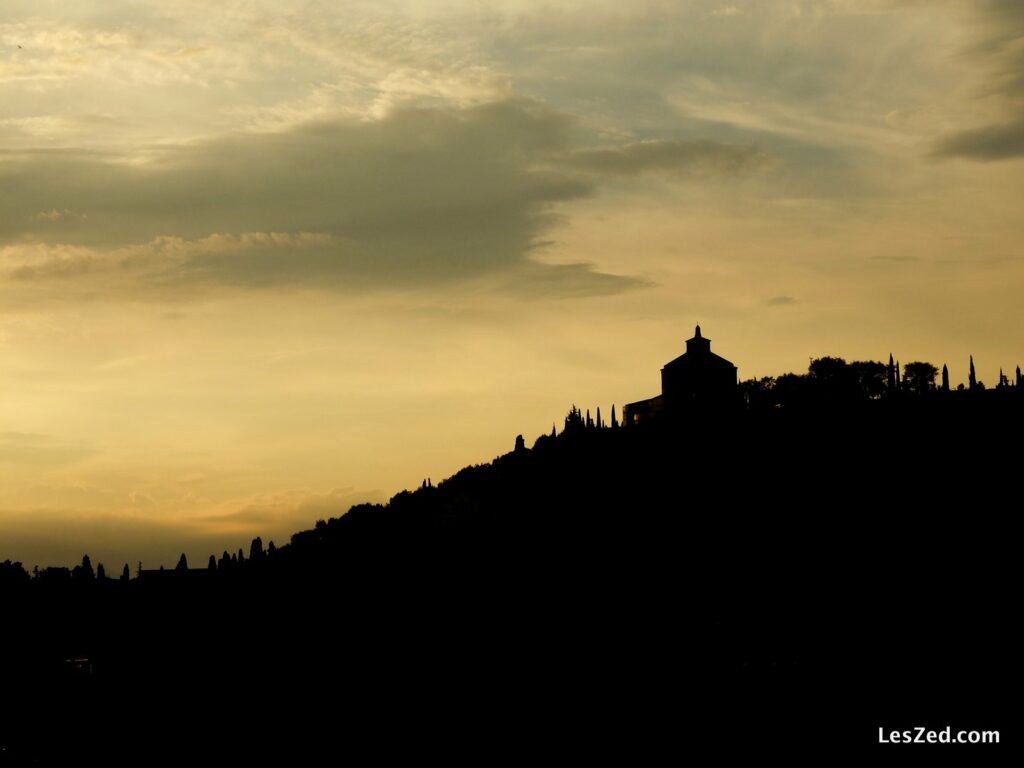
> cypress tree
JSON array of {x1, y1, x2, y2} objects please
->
[
  {"x1": 74, "y1": 554, "x2": 95, "y2": 581},
  {"x1": 941, "y1": 364, "x2": 949, "y2": 392},
  {"x1": 121, "y1": 563, "x2": 130, "y2": 582},
  {"x1": 969, "y1": 356, "x2": 977, "y2": 390},
  {"x1": 176, "y1": 553, "x2": 188, "y2": 571},
  {"x1": 208, "y1": 554, "x2": 217, "y2": 570}
]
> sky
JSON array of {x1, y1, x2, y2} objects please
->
[{"x1": 2, "y1": 1, "x2": 1022, "y2": 568}]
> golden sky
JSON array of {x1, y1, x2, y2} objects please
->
[{"x1": 2, "y1": 1, "x2": 1022, "y2": 568}]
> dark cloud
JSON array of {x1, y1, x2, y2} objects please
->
[
  {"x1": 0, "y1": 100, "x2": 779, "y2": 299},
  {"x1": 562, "y1": 138, "x2": 771, "y2": 177},
  {"x1": 765, "y1": 295, "x2": 797, "y2": 307},
  {"x1": 0, "y1": 99, "x2": 647, "y2": 296},
  {"x1": 932, "y1": 1, "x2": 1024, "y2": 160},
  {"x1": 932, "y1": 119, "x2": 1024, "y2": 161}
]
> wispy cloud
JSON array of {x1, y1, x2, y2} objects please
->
[
  {"x1": 0, "y1": 431, "x2": 98, "y2": 466},
  {"x1": 562, "y1": 138, "x2": 773, "y2": 177},
  {"x1": 932, "y1": 1, "x2": 1024, "y2": 160}
]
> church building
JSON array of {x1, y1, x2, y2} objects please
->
[{"x1": 623, "y1": 325, "x2": 738, "y2": 425}]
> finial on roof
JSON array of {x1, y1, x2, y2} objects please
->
[{"x1": 694, "y1": 324, "x2": 702, "y2": 338}]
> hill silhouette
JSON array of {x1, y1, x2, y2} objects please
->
[{"x1": 1, "y1": 355, "x2": 1019, "y2": 762}]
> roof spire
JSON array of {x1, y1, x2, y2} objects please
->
[{"x1": 694, "y1": 323, "x2": 702, "y2": 338}]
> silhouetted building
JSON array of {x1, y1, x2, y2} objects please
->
[{"x1": 623, "y1": 325, "x2": 738, "y2": 425}]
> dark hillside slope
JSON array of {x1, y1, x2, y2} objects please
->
[{"x1": 2, "y1": 400, "x2": 1018, "y2": 762}]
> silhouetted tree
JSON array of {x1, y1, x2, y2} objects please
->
[
  {"x1": 220, "y1": 550, "x2": 231, "y2": 570},
  {"x1": 514, "y1": 434, "x2": 526, "y2": 452},
  {"x1": 969, "y1": 355, "x2": 977, "y2": 390},
  {"x1": 739, "y1": 376, "x2": 776, "y2": 409},
  {"x1": 176, "y1": 553, "x2": 188, "y2": 571},
  {"x1": 902, "y1": 362, "x2": 938, "y2": 395},
  {"x1": 773, "y1": 373, "x2": 809, "y2": 408},
  {"x1": 809, "y1": 356, "x2": 847, "y2": 380},
  {"x1": 249, "y1": 537, "x2": 265, "y2": 561},
  {"x1": 0, "y1": 560, "x2": 30, "y2": 587},
  {"x1": 849, "y1": 361, "x2": 887, "y2": 399},
  {"x1": 1017, "y1": 366, "x2": 1022, "y2": 387},
  {"x1": 267, "y1": 541, "x2": 277, "y2": 557},
  {"x1": 610, "y1": 404, "x2": 618, "y2": 429},
  {"x1": 208, "y1": 554, "x2": 217, "y2": 571},
  {"x1": 808, "y1": 357, "x2": 863, "y2": 402},
  {"x1": 887, "y1": 353, "x2": 896, "y2": 391},
  {"x1": 563, "y1": 405, "x2": 585, "y2": 434},
  {"x1": 596, "y1": 407, "x2": 602, "y2": 429},
  {"x1": 121, "y1": 563, "x2": 130, "y2": 581},
  {"x1": 36, "y1": 566, "x2": 71, "y2": 584},
  {"x1": 237, "y1": 548, "x2": 245, "y2": 564},
  {"x1": 96, "y1": 563, "x2": 106, "y2": 580},
  {"x1": 73, "y1": 554, "x2": 95, "y2": 582},
  {"x1": 941, "y1": 364, "x2": 950, "y2": 392}
]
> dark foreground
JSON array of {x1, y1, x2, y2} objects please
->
[{"x1": 1, "y1": 401, "x2": 1018, "y2": 763}]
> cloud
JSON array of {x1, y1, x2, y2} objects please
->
[
  {"x1": 0, "y1": 507, "x2": 244, "y2": 570},
  {"x1": 765, "y1": 295, "x2": 797, "y2": 307},
  {"x1": 0, "y1": 100, "x2": 659, "y2": 297},
  {"x1": 561, "y1": 138, "x2": 772, "y2": 177},
  {"x1": 0, "y1": 484, "x2": 386, "y2": 568},
  {"x1": 0, "y1": 432, "x2": 98, "y2": 466},
  {"x1": 30, "y1": 208, "x2": 85, "y2": 223},
  {"x1": 499, "y1": 260, "x2": 653, "y2": 299},
  {"x1": 932, "y1": 119, "x2": 1024, "y2": 161},
  {"x1": 2, "y1": 232, "x2": 335, "y2": 282},
  {"x1": 187, "y1": 487, "x2": 383, "y2": 535},
  {"x1": 932, "y1": 1, "x2": 1024, "y2": 160}
]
